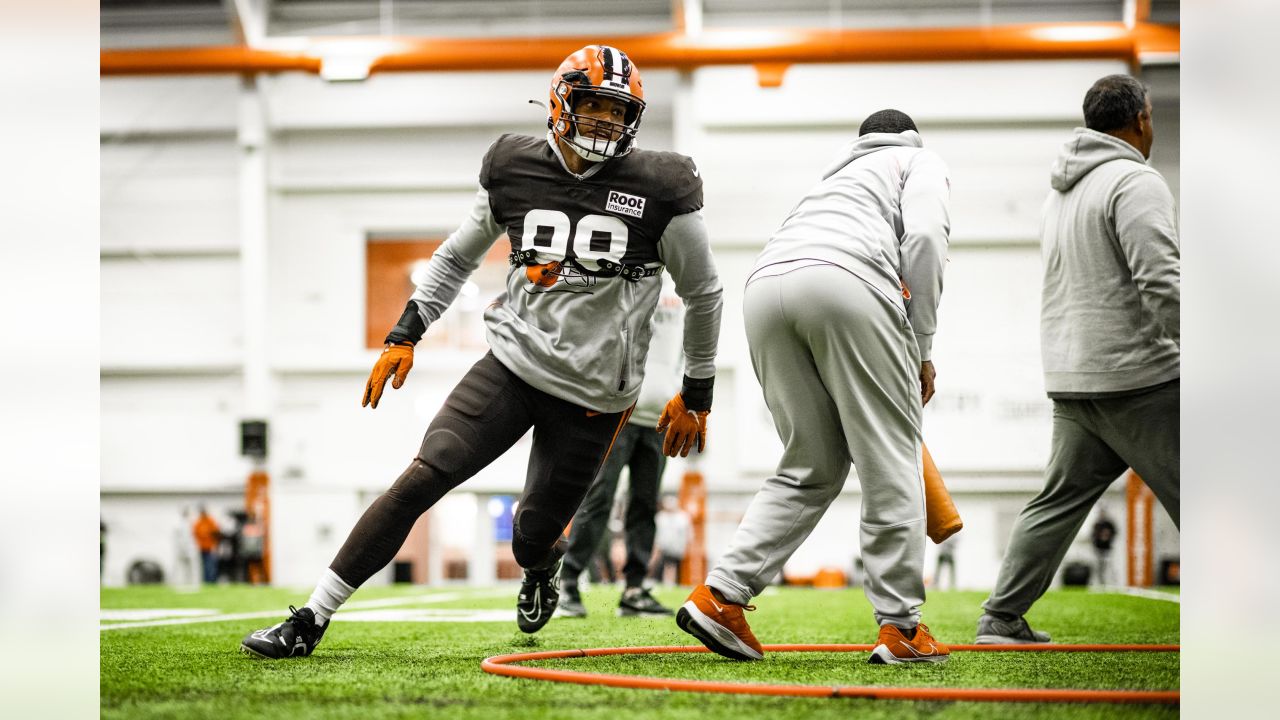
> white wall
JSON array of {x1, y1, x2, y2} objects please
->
[
  {"x1": 100, "y1": 56, "x2": 1179, "y2": 588},
  {"x1": 101, "y1": 255, "x2": 243, "y2": 369},
  {"x1": 101, "y1": 375, "x2": 246, "y2": 489}
]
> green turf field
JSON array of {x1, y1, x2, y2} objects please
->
[{"x1": 100, "y1": 584, "x2": 1178, "y2": 719}]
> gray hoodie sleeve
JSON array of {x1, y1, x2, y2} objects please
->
[
  {"x1": 1112, "y1": 170, "x2": 1180, "y2": 346},
  {"x1": 899, "y1": 150, "x2": 952, "y2": 361},
  {"x1": 658, "y1": 210, "x2": 723, "y2": 380},
  {"x1": 408, "y1": 187, "x2": 504, "y2": 326}
]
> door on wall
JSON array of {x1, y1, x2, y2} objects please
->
[{"x1": 365, "y1": 233, "x2": 510, "y2": 350}]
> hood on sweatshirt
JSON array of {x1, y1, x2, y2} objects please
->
[
  {"x1": 821, "y1": 130, "x2": 923, "y2": 179},
  {"x1": 1050, "y1": 127, "x2": 1147, "y2": 192}
]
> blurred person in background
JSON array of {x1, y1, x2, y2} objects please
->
[
  {"x1": 173, "y1": 507, "x2": 202, "y2": 588},
  {"x1": 557, "y1": 279, "x2": 686, "y2": 619},
  {"x1": 677, "y1": 109, "x2": 953, "y2": 665},
  {"x1": 976, "y1": 74, "x2": 1179, "y2": 644},
  {"x1": 1091, "y1": 508, "x2": 1117, "y2": 587},
  {"x1": 242, "y1": 44, "x2": 722, "y2": 659},
  {"x1": 242, "y1": 513, "x2": 266, "y2": 585},
  {"x1": 584, "y1": 523, "x2": 616, "y2": 585},
  {"x1": 221, "y1": 511, "x2": 248, "y2": 583},
  {"x1": 650, "y1": 494, "x2": 691, "y2": 586},
  {"x1": 191, "y1": 506, "x2": 220, "y2": 584}
]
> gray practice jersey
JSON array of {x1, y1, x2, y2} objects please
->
[{"x1": 406, "y1": 133, "x2": 723, "y2": 413}]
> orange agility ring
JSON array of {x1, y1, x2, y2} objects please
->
[{"x1": 481, "y1": 643, "x2": 1179, "y2": 705}]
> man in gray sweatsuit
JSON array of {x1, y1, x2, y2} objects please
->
[
  {"x1": 977, "y1": 74, "x2": 1179, "y2": 644},
  {"x1": 677, "y1": 109, "x2": 954, "y2": 665}
]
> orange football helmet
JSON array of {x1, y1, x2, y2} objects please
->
[{"x1": 547, "y1": 45, "x2": 645, "y2": 162}]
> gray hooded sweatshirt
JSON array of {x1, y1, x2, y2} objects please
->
[
  {"x1": 750, "y1": 131, "x2": 951, "y2": 360},
  {"x1": 1040, "y1": 128, "x2": 1179, "y2": 396}
]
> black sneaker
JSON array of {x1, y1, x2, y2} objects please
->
[
  {"x1": 617, "y1": 586, "x2": 674, "y2": 617},
  {"x1": 975, "y1": 613, "x2": 1051, "y2": 644},
  {"x1": 240, "y1": 606, "x2": 328, "y2": 659},
  {"x1": 557, "y1": 586, "x2": 587, "y2": 618},
  {"x1": 517, "y1": 556, "x2": 562, "y2": 633}
]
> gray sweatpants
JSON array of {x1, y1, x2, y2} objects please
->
[
  {"x1": 707, "y1": 264, "x2": 928, "y2": 628},
  {"x1": 983, "y1": 380, "x2": 1179, "y2": 617}
]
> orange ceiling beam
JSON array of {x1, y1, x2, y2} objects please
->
[
  {"x1": 100, "y1": 22, "x2": 1179, "y2": 77},
  {"x1": 102, "y1": 47, "x2": 321, "y2": 75}
]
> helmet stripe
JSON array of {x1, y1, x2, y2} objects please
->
[{"x1": 601, "y1": 46, "x2": 615, "y2": 82}]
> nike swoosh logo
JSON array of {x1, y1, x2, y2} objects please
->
[
  {"x1": 708, "y1": 598, "x2": 725, "y2": 613},
  {"x1": 692, "y1": 167, "x2": 700, "y2": 177},
  {"x1": 520, "y1": 587, "x2": 542, "y2": 622},
  {"x1": 899, "y1": 641, "x2": 937, "y2": 657},
  {"x1": 586, "y1": 410, "x2": 602, "y2": 417}
]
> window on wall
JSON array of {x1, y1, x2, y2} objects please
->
[{"x1": 364, "y1": 233, "x2": 510, "y2": 350}]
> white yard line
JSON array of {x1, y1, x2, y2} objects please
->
[
  {"x1": 101, "y1": 609, "x2": 298, "y2": 631},
  {"x1": 338, "y1": 608, "x2": 512, "y2": 623},
  {"x1": 1090, "y1": 586, "x2": 1181, "y2": 603},
  {"x1": 101, "y1": 608, "x2": 222, "y2": 621},
  {"x1": 100, "y1": 587, "x2": 513, "y2": 631}
]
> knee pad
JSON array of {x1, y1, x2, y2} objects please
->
[
  {"x1": 419, "y1": 427, "x2": 470, "y2": 478},
  {"x1": 512, "y1": 507, "x2": 565, "y2": 568}
]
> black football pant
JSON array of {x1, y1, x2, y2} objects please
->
[
  {"x1": 560, "y1": 423, "x2": 666, "y2": 590},
  {"x1": 330, "y1": 351, "x2": 631, "y2": 587}
]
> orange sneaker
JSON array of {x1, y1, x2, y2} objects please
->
[
  {"x1": 867, "y1": 622, "x2": 950, "y2": 664},
  {"x1": 676, "y1": 584, "x2": 764, "y2": 661}
]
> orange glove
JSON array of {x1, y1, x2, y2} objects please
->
[
  {"x1": 923, "y1": 442, "x2": 963, "y2": 543},
  {"x1": 362, "y1": 343, "x2": 414, "y2": 409},
  {"x1": 656, "y1": 393, "x2": 709, "y2": 458}
]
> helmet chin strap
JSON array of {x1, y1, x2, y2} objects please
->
[{"x1": 567, "y1": 131, "x2": 618, "y2": 162}]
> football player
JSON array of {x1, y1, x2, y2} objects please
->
[{"x1": 241, "y1": 45, "x2": 722, "y2": 659}]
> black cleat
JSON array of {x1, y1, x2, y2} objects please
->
[
  {"x1": 240, "y1": 606, "x2": 328, "y2": 659},
  {"x1": 557, "y1": 586, "x2": 587, "y2": 618},
  {"x1": 617, "y1": 586, "x2": 674, "y2": 617},
  {"x1": 516, "y1": 556, "x2": 563, "y2": 633}
]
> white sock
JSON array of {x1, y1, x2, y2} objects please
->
[{"x1": 304, "y1": 568, "x2": 356, "y2": 625}]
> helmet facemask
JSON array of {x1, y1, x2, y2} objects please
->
[{"x1": 550, "y1": 77, "x2": 645, "y2": 162}]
